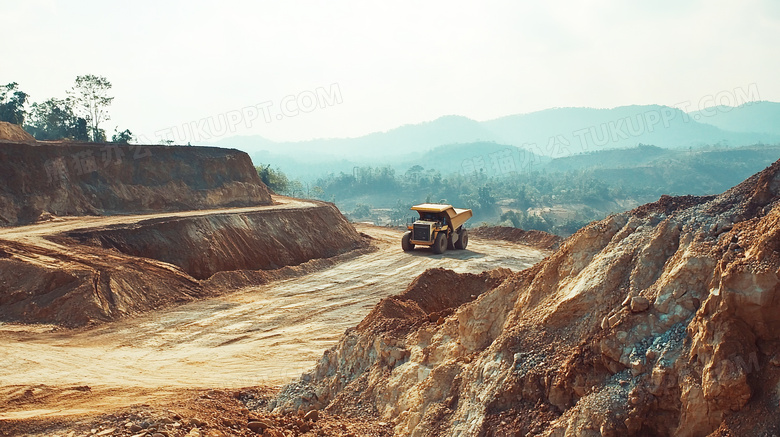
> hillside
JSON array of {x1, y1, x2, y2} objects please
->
[
  {"x1": 275, "y1": 158, "x2": 780, "y2": 436},
  {"x1": 690, "y1": 101, "x2": 780, "y2": 136},
  {"x1": 543, "y1": 144, "x2": 673, "y2": 172},
  {"x1": 548, "y1": 145, "x2": 780, "y2": 197},
  {"x1": 0, "y1": 135, "x2": 367, "y2": 327},
  {"x1": 403, "y1": 141, "x2": 549, "y2": 175}
]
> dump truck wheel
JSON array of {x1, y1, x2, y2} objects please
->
[
  {"x1": 433, "y1": 232, "x2": 447, "y2": 254},
  {"x1": 447, "y1": 233, "x2": 456, "y2": 250},
  {"x1": 401, "y1": 231, "x2": 415, "y2": 252},
  {"x1": 455, "y1": 229, "x2": 469, "y2": 250}
]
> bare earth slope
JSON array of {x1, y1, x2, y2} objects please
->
[
  {"x1": 0, "y1": 138, "x2": 369, "y2": 327},
  {"x1": 0, "y1": 140, "x2": 271, "y2": 225},
  {"x1": 0, "y1": 196, "x2": 366, "y2": 326},
  {"x1": 276, "y1": 159, "x2": 780, "y2": 436}
]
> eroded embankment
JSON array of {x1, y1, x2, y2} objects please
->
[
  {"x1": 56, "y1": 203, "x2": 364, "y2": 280},
  {"x1": 274, "y1": 159, "x2": 780, "y2": 436},
  {"x1": 0, "y1": 201, "x2": 368, "y2": 327},
  {"x1": 0, "y1": 140, "x2": 271, "y2": 226}
]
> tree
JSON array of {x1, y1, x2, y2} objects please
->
[
  {"x1": 288, "y1": 179, "x2": 304, "y2": 197},
  {"x1": 390, "y1": 200, "x2": 410, "y2": 225},
  {"x1": 256, "y1": 164, "x2": 290, "y2": 194},
  {"x1": 309, "y1": 185, "x2": 324, "y2": 199},
  {"x1": 0, "y1": 82, "x2": 29, "y2": 125},
  {"x1": 522, "y1": 214, "x2": 550, "y2": 233},
  {"x1": 500, "y1": 210, "x2": 524, "y2": 228},
  {"x1": 25, "y1": 98, "x2": 89, "y2": 141},
  {"x1": 405, "y1": 165, "x2": 424, "y2": 183},
  {"x1": 351, "y1": 203, "x2": 371, "y2": 219},
  {"x1": 112, "y1": 128, "x2": 134, "y2": 144},
  {"x1": 69, "y1": 75, "x2": 113, "y2": 142}
]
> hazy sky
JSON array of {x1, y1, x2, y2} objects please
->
[{"x1": 3, "y1": 0, "x2": 779, "y2": 144}]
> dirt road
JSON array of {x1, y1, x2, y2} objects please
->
[
  {"x1": 0, "y1": 196, "x2": 313, "y2": 249},
  {"x1": 0, "y1": 214, "x2": 549, "y2": 420}
]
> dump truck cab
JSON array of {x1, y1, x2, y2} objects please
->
[{"x1": 402, "y1": 203, "x2": 473, "y2": 254}]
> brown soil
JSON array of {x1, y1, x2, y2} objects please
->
[
  {"x1": 470, "y1": 226, "x2": 563, "y2": 250},
  {"x1": 0, "y1": 140, "x2": 270, "y2": 226},
  {"x1": 54, "y1": 202, "x2": 365, "y2": 280},
  {"x1": 0, "y1": 386, "x2": 393, "y2": 437},
  {"x1": 0, "y1": 197, "x2": 366, "y2": 326},
  {"x1": 356, "y1": 267, "x2": 512, "y2": 337},
  {"x1": 0, "y1": 121, "x2": 35, "y2": 142}
]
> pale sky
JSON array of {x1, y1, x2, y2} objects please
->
[{"x1": 3, "y1": 0, "x2": 779, "y2": 144}]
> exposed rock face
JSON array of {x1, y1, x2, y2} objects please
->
[
  {"x1": 0, "y1": 202, "x2": 367, "y2": 327},
  {"x1": 275, "y1": 159, "x2": 780, "y2": 436},
  {"x1": 0, "y1": 141, "x2": 271, "y2": 225}
]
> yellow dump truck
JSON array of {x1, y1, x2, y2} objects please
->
[{"x1": 402, "y1": 203, "x2": 473, "y2": 254}]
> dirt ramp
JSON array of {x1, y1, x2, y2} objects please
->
[
  {"x1": 0, "y1": 141, "x2": 271, "y2": 225},
  {"x1": 0, "y1": 122, "x2": 35, "y2": 142},
  {"x1": 59, "y1": 202, "x2": 365, "y2": 280},
  {"x1": 273, "y1": 158, "x2": 780, "y2": 436},
  {"x1": 0, "y1": 201, "x2": 367, "y2": 327}
]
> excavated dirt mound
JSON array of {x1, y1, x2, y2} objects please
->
[
  {"x1": 0, "y1": 141, "x2": 271, "y2": 225},
  {"x1": 0, "y1": 121, "x2": 35, "y2": 142},
  {"x1": 0, "y1": 201, "x2": 369, "y2": 327},
  {"x1": 471, "y1": 226, "x2": 563, "y2": 250},
  {"x1": 356, "y1": 268, "x2": 512, "y2": 337},
  {"x1": 274, "y1": 158, "x2": 780, "y2": 436}
]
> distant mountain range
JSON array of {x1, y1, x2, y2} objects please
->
[
  {"x1": 210, "y1": 101, "x2": 780, "y2": 180},
  {"x1": 688, "y1": 101, "x2": 780, "y2": 136}
]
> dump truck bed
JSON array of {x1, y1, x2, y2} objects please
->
[{"x1": 411, "y1": 204, "x2": 473, "y2": 229}]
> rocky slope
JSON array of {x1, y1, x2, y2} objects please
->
[
  {"x1": 0, "y1": 140, "x2": 271, "y2": 225},
  {"x1": 275, "y1": 159, "x2": 780, "y2": 436}
]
